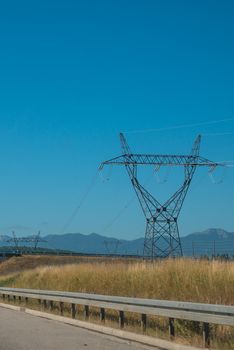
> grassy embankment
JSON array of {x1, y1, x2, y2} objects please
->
[{"x1": 0, "y1": 256, "x2": 234, "y2": 348}]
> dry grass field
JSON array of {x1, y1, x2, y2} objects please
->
[
  {"x1": 0, "y1": 256, "x2": 234, "y2": 348},
  {"x1": 0, "y1": 256, "x2": 233, "y2": 304},
  {"x1": 0, "y1": 254, "x2": 138, "y2": 276}
]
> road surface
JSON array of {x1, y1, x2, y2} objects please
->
[{"x1": 0, "y1": 307, "x2": 158, "y2": 350}]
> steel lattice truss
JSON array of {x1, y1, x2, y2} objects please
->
[
  {"x1": 6, "y1": 231, "x2": 47, "y2": 250},
  {"x1": 100, "y1": 133, "x2": 223, "y2": 259}
]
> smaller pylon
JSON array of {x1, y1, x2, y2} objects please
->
[
  {"x1": 103, "y1": 240, "x2": 122, "y2": 255},
  {"x1": 6, "y1": 231, "x2": 47, "y2": 252}
]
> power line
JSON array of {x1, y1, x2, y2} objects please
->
[
  {"x1": 99, "y1": 168, "x2": 158, "y2": 235},
  {"x1": 100, "y1": 196, "x2": 135, "y2": 234},
  {"x1": 60, "y1": 170, "x2": 99, "y2": 234},
  {"x1": 203, "y1": 132, "x2": 234, "y2": 137},
  {"x1": 124, "y1": 117, "x2": 234, "y2": 134}
]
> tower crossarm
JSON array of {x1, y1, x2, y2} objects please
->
[
  {"x1": 100, "y1": 154, "x2": 221, "y2": 168},
  {"x1": 6, "y1": 237, "x2": 47, "y2": 243}
]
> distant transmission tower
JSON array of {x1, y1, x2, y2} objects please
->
[
  {"x1": 33, "y1": 231, "x2": 46, "y2": 249},
  {"x1": 6, "y1": 231, "x2": 47, "y2": 252},
  {"x1": 103, "y1": 240, "x2": 122, "y2": 255},
  {"x1": 100, "y1": 133, "x2": 223, "y2": 259}
]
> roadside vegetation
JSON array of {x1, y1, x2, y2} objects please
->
[
  {"x1": 1, "y1": 256, "x2": 233, "y2": 304},
  {"x1": 0, "y1": 256, "x2": 233, "y2": 348},
  {"x1": 0, "y1": 254, "x2": 136, "y2": 276}
]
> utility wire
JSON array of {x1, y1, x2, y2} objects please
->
[
  {"x1": 101, "y1": 196, "x2": 135, "y2": 234},
  {"x1": 202, "y1": 132, "x2": 234, "y2": 137},
  {"x1": 60, "y1": 170, "x2": 99, "y2": 234},
  {"x1": 124, "y1": 117, "x2": 234, "y2": 134},
  {"x1": 99, "y1": 169, "x2": 162, "y2": 235}
]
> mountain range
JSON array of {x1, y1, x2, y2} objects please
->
[{"x1": 1, "y1": 228, "x2": 233, "y2": 256}]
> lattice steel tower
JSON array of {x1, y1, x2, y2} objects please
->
[{"x1": 100, "y1": 133, "x2": 221, "y2": 259}]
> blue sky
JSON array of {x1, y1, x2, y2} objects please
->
[{"x1": 0, "y1": 0, "x2": 233, "y2": 238}]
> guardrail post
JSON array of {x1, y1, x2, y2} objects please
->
[
  {"x1": 84, "y1": 305, "x2": 89, "y2": 320},
  {"x1": 169, "y1": 318, "x2": 175, "y2": 339},
  {"x1": 43, "y1": 300, "x2": 47, "y2": 310},
  {"x1": 49, "y1": 301, "x2": 53, "y2": 311},
  {"x1": 60, "y1": 302, "x2": 64, "y2": 316},
  {"x1": 119, "y1": 310, "x2": 124, "y2": 328},
  {"x1": 100, "y1": 307, "x2": 105, "y2": 322},
  {"x1": 18, "y1": 296, "x2": 21, "y2": 304},
  {"x1": 25, "y1": 297, "x2": 28, "y2": 305},
  {"x1": 141, "y1": 313, "x2": 147, "y2": 333},
  {"x1": 203, "y1": 322, "x2": 210, "y2": 348},
  {"x1": 71, "y1": 303, "x2": 76, "y2": 319},
  {"x1": 7, "y1": 295, "x2": 10, "y2": 302},
  {"x1": 13, "y1": 295, "x2": 16, "y2": 304},
  {"x1": 2, "y1": 294, "x2": 5, "y2": 301}
]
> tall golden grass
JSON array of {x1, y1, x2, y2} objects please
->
[
  {"x1": 2, "y1": 258, "x2": 234, "y2": 304},
  {"x1": 1, "y1": 257, "x2": 234, "y2": 348},
  {"x1": 0, "y1": 254, "x2": 136, "y2": 275}
]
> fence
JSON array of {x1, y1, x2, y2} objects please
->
[{"x1": 182, "y1": 239, "x2": 234, "y2": 258}]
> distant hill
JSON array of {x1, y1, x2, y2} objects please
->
[
  {"x1": 183, "y1": 228, "x2": 232, "y2": 241},
  {"x1": 41, "y1": 232, "x2": 144, "y2": 255},
  {"x1": 181, "y1": 228, "x2": 234, "y2": 256},
  {"x1": 42, "y1": 228, "x2": 234, "y2": 256},
  {"x1": 1, "y1": 228, "x2": 234, "y2": 256}
]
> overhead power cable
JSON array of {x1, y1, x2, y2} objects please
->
[
  {"x1": 99, "y1": 168, "x2": 157, "y2": 235},
  {"x1": 124, "y1": 117, "x2": 234, "y2": 134},
  {"x1": 60, "y1": 170, "x2": 99, "y2": 234},
  {"x1": 101, "y1": 196, "x2": 135, "y2": 234},
  {"x1": 202, "y1": 132, "x2": 234, "y2": 137}
]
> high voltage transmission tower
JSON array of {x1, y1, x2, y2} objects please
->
[
  {"x1": 6, "y1": 231, "x2": 47, "y2": 251},
  {"x1": 100, "y1": 133, "x2": 223, "y2": 259}
]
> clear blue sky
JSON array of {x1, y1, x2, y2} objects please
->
[{"x1": 0, "y1": 0, "x2": 233, "y2": 238}]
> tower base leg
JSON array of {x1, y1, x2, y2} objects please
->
[{"x1": 143, "y1": 219, "x2": 183, "y2": 259}]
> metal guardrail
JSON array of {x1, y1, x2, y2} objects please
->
[{"x1": 0, "y1": 287, "x2": 233, "y2": 348}]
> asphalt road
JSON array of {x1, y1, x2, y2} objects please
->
[{"x1": 0, "y1": 307, "x2": 158, "y2": 350}]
